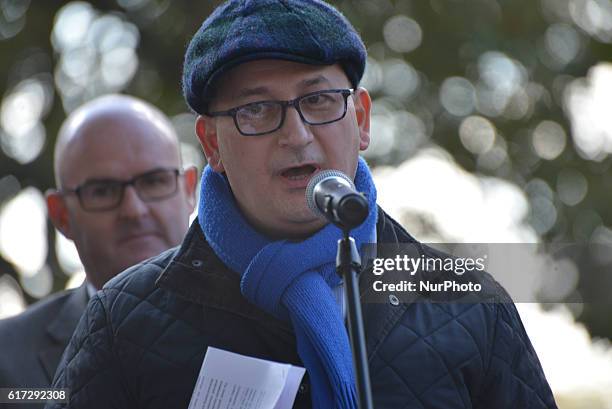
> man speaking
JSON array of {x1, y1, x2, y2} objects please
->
[{"x1": 47, "y1": 1, "x2": 557, "y2": 408}]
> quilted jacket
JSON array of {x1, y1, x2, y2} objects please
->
[{"x1": 47, "y1": 208, "x2": 557, "y2": 408}]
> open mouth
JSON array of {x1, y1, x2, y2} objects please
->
[{"x1": 280, "y1": 164, "x2": 318, "y2": 180}]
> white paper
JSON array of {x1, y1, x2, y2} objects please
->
[
  {"x1": 273, "y1": 365, "x2": 308, "y2": 409},
  {"x1": 188, "y1": 347, "x2": 306, "y2": 409}
]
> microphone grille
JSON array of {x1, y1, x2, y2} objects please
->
[{"x1": 305, "y1": 169, "x2": 355, "y2": 217}]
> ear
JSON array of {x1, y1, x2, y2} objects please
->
[
  {"x1": 353, "y1": 87, "x2": 372, "y2": 151},
  {"x1": 181, "y1": 166, "x2": 198, "y2": 211},
  {"x1": 195, "y1": 115, "x2": 224, "y2": 172},
  {"x1": 45, "y1": 190, "x2": 74, "y2": 240}
]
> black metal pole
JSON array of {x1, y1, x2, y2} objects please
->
[{"x1": 337, "y1": 231, "x2": 374, "y2": 409}]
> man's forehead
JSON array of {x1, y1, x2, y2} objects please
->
[
  {"x1": 213, "y1": 60, "x2": 349, "y2": 101},
  {"x1": 60, "y1": 142, "x2": 179, "y2": 188},
  {"x1": 63, "y1": 113, "x2": 174, "y2": 154},
  {"x1": 234, "y1": 75, "x2": 333, "y2": 99},
  {"x1": 64, "y1": 105, "x2": 172, "y2": 139},
  {"x1": 57, "y1": 113, "x2": 180, "y2": 187}
]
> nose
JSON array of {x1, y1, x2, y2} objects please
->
[
  {"x1": 277, "y1": 106, "x2": 314, "y2": 149},
  {"x1": 118, "y1": 185, "x2": 149, "y2": 219}
]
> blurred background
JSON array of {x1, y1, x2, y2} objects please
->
[{"x1": 0, "y1": 0, "x2": 611, "y2": 407}]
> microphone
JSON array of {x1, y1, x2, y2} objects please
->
[{"x1": 306, "y1": 170, "x2": 369, "y2": 230}]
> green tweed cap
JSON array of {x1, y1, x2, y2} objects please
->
[{"x1": 182, "y1": 0, "x2": 367, "y2": 115}]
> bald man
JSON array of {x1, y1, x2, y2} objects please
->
[{"x1": 0, "y1": 95, "x2": 197, "y2": 399}]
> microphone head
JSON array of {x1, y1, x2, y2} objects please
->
[{"x1": 305, "y1": 169, "x2": 354, "y2": 219}]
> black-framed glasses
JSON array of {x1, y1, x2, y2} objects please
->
[
  {"x1": 61, "y1": 168, "x2": 181, "y2": 212},
  {"x1": 206, "y1": 88, "x2": 354, "y2": 136}
]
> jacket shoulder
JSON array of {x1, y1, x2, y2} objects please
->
[
  {"x1": 48, "y1": 246, "x2": 194, "y2": 408},
  {"x1": 377, "y1": 206, "x2": 419, "y2": 244},
  {"x1": 373, "y1": 209, "x2": 556, "y2": 407},
  {"x1": 102, "y1": 246, "x2": 178, "y2": 298}
]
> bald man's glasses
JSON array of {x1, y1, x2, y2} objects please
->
[{"x1": 62, "y1": 168, "x2": 181, "y2": 212}]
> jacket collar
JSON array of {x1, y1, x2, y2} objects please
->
[
  {"x1": 39, "y1": 284, "x2": 89, "y2": 382},
  {"x1": 156, "y1": 219, "x2": 288, "y2": 329},
  {"x1": 156, "y1": 207, "x2": 419, "y2": 358}
]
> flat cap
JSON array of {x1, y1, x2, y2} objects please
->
[{"x1": 182, "y1": 0, "x2": 366, "y2": 115}]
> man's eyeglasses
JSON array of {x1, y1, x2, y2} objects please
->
[
  {"x1": 206, "y1": 88, "x2": 354, "y2": 136},
  {"x1": 61, "y1": 168, "x2": 181, "y2": 212}
]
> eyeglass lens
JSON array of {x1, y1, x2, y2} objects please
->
[
  {"x1": 235, "y1": 90, "x2": 347, "y2": 135},
  {"x1": 77, "y1": 169, "x2": 178, "y2": 211}
]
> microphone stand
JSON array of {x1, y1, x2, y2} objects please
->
[{"x1": 337, "y1": 229, "x2": 374, "y2": 409}]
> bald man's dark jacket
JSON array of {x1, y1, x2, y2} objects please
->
[
  {"x1": 46, "y1": 211, "x2": 557, "y2": 409},
  {"x1": 0, "y1": 285, "x2": 88, "y2": 408}
]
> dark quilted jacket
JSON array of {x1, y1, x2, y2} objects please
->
[{"x1": 46, "y1": 209, "x2": 557, "y2": 408}]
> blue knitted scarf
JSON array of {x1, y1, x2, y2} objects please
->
[{"x1": 198, "y1": 157, "x2": 377, "y2": 409}]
